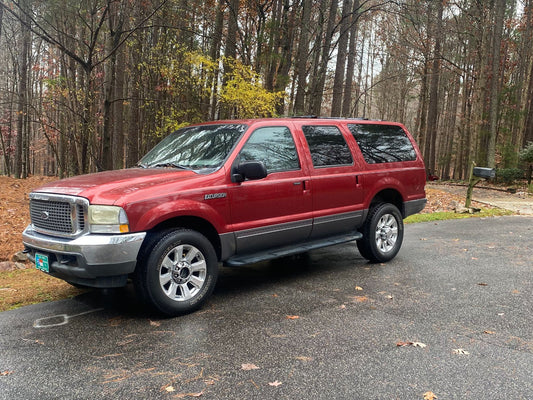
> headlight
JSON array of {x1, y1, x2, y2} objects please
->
[{"x1": 88, "y1": 205, "x2": 130, "y2": 233}]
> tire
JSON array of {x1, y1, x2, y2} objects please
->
[
  {"x1": 357, "y1": 203, "x2": 404, "y2": 263},
  {"x1": 134, "y1": 229, "x2": 219, "y2": 316}
]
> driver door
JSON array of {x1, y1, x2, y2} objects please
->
[{"x1": 228, "y1": 125, "x2": 312, "y2": 254}]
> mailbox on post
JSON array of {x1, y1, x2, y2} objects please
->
[
  {"x1": 465, "y1": 164, "x2": 495, "y2": 208},
  {"x1": 473, "y1": 167, "x2": 496, "y2": 179}
]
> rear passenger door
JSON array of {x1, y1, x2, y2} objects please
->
[
  {"x1": 228, "y1": 125, "x2": 313, "y2": 254},
  {"x1": 300, "y1": 124, "x2": 365, "y2": 238}
]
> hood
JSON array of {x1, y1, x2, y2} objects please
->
[{"x1": 34, "y1": 168, "x2": 202, "y2": 205}]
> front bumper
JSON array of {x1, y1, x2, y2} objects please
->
[{"x1": 22, "y1": 226, "x2": 146, "y2": 288}]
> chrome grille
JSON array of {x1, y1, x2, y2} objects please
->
[
  {"x1": 77, "y1": 205, "x2": 85, "y2": 231},
  {"x1": 29, "y1": 193, "x2": 88, "y2": 237}
]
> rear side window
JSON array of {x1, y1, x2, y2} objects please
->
[
  {"x1": 239, "y1": 126, "x2": 300, "y2": 172},
  {"x1": 302, "y1": 125, "x2": 353, "y2": 167},
  {"x1": 347, "y1": 124, "x2": 416, "y2": 164}
]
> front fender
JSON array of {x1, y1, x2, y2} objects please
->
[{"x1": 127, "y1": 198, "x2": 230, "y2": 233}]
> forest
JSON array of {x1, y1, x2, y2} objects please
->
[{"x1": 1, "y1": 0, "x2": 533, "y2": 181}]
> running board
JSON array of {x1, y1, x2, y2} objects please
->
[{"x1": 224, "y1": 232, "x2": 363, "y2": 267}]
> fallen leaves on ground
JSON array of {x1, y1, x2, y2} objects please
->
[
  {"x1": 0, "y1": 176, "x2": 57, "y2": 262},
  {"x1": 423, "y1": 391, "x2": 438, "y2": 400},
  {"x1": 396, "y1": 341, "x2": 427, "y2": 348},
  {"x1": 349, "y1": 295, "x2": 369, "y2": 303},
  {"x1": 452, "y1": 348, "x2": 470, "y2": 355},
  {"x1": 1, "y1": 370, "x2": 14, "y2": 376},
  {"x1": 286, "y1": 315, "x2": 300, "y2": 320},
  {"x1": 174, "y1": 391, "x2": 204, "y2": 398},
  {"x1": 268, "y1": 380, "x2": 282, "y2": 387},
  {"x1": 241, "y1": 363, "x2": 260, "y2": 371}
]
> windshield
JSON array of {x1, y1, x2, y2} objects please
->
[{"x1": 138, "y1": 124, "x2": 247, "y2": 172}]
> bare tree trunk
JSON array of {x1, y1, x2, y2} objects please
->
[
  {"x1": 424, "y1": 0, "x2": 443, "y2": 177},
  {"x1": 15, "y1": 0, "x2": 30, "y2": 178},
  {"x1": 342, "y1": 0, "x2": 359, "y2": 118},
  {"x1": 522, "y1": 0, "x2": 533, "y2": 147},
  {"x1": 523, "y1": 57, "x2": 533, "y2": 146},
  {"x1": 113, "y1": 44, "x2": 126, "y2": 170},
  {"x1": 274, "y1": 0, "x2": 295, "y2": 115},
  {"x1": 331, "y1": 0, "x2": 352, "y2": 117},
  {"x1": 486, "y1": 0, "x2": 506, "y2": 167},
  {"x1": 309, "y1": 0, "x2": 338, "y2": 115},
  {"x1": 220, "y1": 0, "x2": 240, "y2": 119},
  {"x1": 0, "y1": 1, "x2": 9, "y2": 175},
  {"x1": 293, "y1": 0, "x2": 312, "y2": 115},
  {"x1": 209, "y1": 0, "x2": 225, "y2": 120},
  {"x1": 265, "y1": 0, "x2": 282, "y2": 92}
]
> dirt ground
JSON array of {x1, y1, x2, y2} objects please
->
[
  {"x1": 0, "y1": 176, "x2": 57, "y2": 263},
  {"x1": 427, "y1": 182, "x2": 533, "y2": 215},
  {"x1": 1, "y1": 175, "x2": 514, "y2": 264}
]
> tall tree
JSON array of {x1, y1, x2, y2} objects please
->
[
  {"x1": 341, "y1": 0, "x2": 360, "y2": 117},
  {"x1": 309, "y1": 0, "x2": 338, "y2": 115},
  {"x1": 14, "y1": 0, "x2": 30, "y2": 178},
  {"x1": 293, "y1": 0, "x2": 312, "y2": 115},
  {"x1": 423, "y1": 0, "x2": 443, "y2": 176},
  {"x1": 331, "y1": 0, "x2": 352, "y2": 117},
  {"x1": 486, "y1": 0, "x2": 507, "y2": 168}
]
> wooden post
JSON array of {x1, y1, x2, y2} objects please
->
[{"x1": 465, "y1": 162, "x2": 481, "y2": 208}]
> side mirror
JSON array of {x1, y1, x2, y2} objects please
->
[{"x1": 232, "y1": 160, "x2": 268, "y2": 183}]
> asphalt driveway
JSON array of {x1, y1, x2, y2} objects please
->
[{"x1": 1, "y1": 216, "x2": 532, "y2": 399}]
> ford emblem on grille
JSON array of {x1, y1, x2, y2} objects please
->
[{"x1": 40, "y1": 211, "x2": 50, "y2": 220}]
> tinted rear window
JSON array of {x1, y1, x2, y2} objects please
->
[
  {"x1": 347, "y1": 124, "x2": 416, "y2": 164},
  {"x1": 302, "y1": 125, "x2": 353, "y2": 167}
]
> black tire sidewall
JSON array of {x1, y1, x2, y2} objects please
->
[
  {"x1": 360, "y1": 203, "x2": 404, "y2": 263},
  {"x1": 138, "y1": 229, "x2": 218, "y2": 315}
]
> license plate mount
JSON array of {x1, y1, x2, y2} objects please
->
[{"x1": 35, "y1": 253, "x2": 49, "y2": 273}]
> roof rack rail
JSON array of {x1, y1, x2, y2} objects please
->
[{"x1": 287, "y1": 115, "x2": 383, "y2": 122}]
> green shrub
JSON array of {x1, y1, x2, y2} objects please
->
[{"x1": 496, "y1": 168, "x2": 523, "y2": 184}]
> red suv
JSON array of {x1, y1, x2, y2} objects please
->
[{"x1": 23, "y1": 118, "x2": 426, "y2": 315}]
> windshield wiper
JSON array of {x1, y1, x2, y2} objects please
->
[{"x1": 152, "y1": 162, "x2": 193, "y2": 170}]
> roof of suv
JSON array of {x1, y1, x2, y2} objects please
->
[{"x1": 192, "y1": 117, "x2": 403, "y2": 126}]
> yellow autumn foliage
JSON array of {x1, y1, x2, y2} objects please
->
[{"x1": 220, "y1": 59, "x2": 285, "y2": 119}]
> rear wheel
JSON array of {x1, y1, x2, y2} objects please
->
[
  {"x1": 357, "y1": 203, "x2": 403, "y2": 263},
  {"x1": 135, "y1": 229, "x2": 218, "y2": 316}
]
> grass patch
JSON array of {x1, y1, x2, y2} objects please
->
[
  {"x1": 405, "y1": 207, "x2": 513, "y2": 224},
  {"x1": 0, "y1": 268, "x2": 85, "y2": 312}
]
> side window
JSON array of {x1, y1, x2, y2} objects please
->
[
  {"x1": 348, "y1": 124, "x2": 417, "y2": 164},
  {"x1": 239, "y1": 126, "x2": 300, "y2": 172},
  {"x1": 302, "y1": 125, "x2": 353, "y2": 167}
]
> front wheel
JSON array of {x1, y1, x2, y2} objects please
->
[
  {"x1": 134, "y1": 229, "x2": 219, "y2": 316},
  {"x1": 357, "y1": 203, "x2": 404, "y2": 263}
]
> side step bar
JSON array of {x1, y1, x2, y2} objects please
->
[{"x1": 224, "y1": 231, "x2": 363, "y2": 267}]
